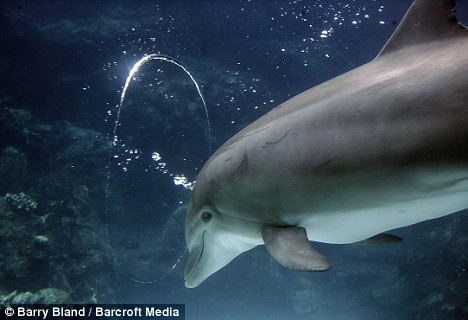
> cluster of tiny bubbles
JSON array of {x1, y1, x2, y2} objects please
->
[
  {"x1": 211, "y1": 0, "x2": 391, "y2": 132},
  {"x1": 248, "y1": 1, "x2": 387, "y2": 66},
  {"x1": 104, "y1": 54, "x2": 211, "y2": 284},
  {"x1": 273, "y1": 1, "x2": 389, "y2": 61}
]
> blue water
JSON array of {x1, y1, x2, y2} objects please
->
[{"x1": 0, "y1": 1, "x2": 467, "y2": 319}]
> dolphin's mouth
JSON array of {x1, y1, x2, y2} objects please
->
[{"x1": 184, "y1": 231, "x2": 205, "y2": 285}]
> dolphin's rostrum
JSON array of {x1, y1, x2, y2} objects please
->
[{"x1": 184, "y1": 0, "x2": 468, "y2": 288}]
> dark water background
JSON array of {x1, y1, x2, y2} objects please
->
[{"x1": 0, "y1": 1, "x2": 467, "y2": 319}]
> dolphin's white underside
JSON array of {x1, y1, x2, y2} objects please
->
[
  {"x1": 224, "y1": 166, "x2": 468, "y2": 248},
  {"x1": 296, "y1": 166, "x2": 468, "y2": 244}
]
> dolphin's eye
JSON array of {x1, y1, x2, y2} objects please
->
[{"x1": 201, "y1": 211, "x2": 212, "y2": 223}]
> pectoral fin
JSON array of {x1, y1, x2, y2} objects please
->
[
  {"x1": 354, "y1": 233, "x2": 403, "y2": 245},
  {"x1": 261, "y1": 225, "x2": 331, "y2": 272}
]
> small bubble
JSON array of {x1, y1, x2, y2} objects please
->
[{"x1": 152, "y1": 152, "x2": 162, "y2": 161}]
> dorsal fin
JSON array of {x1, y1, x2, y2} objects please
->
[{"x1": 376, "y1": 0, "x2": 467, "y2": 58}]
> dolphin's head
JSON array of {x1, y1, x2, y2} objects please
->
[{"x1": 184, "y1": 168, "x2": 261, "y2": 288}]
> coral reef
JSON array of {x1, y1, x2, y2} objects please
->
[
  {"x1": 0, "y1": 148, "x2": 28, "y2": 194},
  {"x1": 0, "y1": 105, "x2": 119, "y2": 303},
  {"x1": 4, "y1": 192, "x2": 38, "y2": 211},
  {"x1": 1, "y1": 288, "x2": 71, "y2": 304}
]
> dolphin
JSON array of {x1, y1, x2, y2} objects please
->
[{"x1": 184, "y1": 0, "x2": 468, "y2": 288}]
